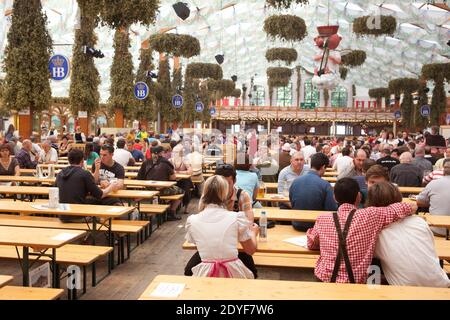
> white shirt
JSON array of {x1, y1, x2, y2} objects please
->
[
  {"x1": 302, "y1": 145, "x2": 317, "y2": 163},
  {"x1": 186, "y1": 151, "x2": 203, "y2": 175},
  {"x1": 39, "y1": 148, "x2": 58, "y2": 163},
  {"x1": 333, "y1": 155, "x2": 353, "y2": 176},
  {"x1": 113, "y1": 148, "x2": 133, "y2": 167},
  {"x1": 31, "y1": 143, "x2": 42, "y2": 161},
  {"x1": 375, "y1": 216, "x2": 450, "y2": 288}
]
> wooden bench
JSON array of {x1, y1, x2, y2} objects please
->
[
  {"x1": 0, "y1": 244, "x2": 111, "y2": 299},
  {"x1": 0, "y1": 286, "x2": 64, "y2": 300},
  {"x1": 159, "y1": 194, "x2": 184, "y2": 201},
  {"x1": 253, "y1": 253, "x2": 317, "y2": 269},
  {"x1": 139, "y1": 204, "x2": 170, "y2": 228}
]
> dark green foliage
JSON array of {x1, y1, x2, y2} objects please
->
[
  {"x1": 134, "y1": 48, "x2": 157, "y2": 122},
  {"x1": 100, "y1": 0, "x2": 159, "y2": 29},
  {"x1": 149, "y1": 34, "x2": 200, "y2": 58},
  {"x1": 3, "y1": 0, "x2": 53, "y2": 113},
  {"x1": 264, "y1": 15, "x2": 307, "y2": 42}
]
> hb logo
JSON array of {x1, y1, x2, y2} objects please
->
[{"x1": 67, "y1": 265, "x2": 81, "y2": 290}]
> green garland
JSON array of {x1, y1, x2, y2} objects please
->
[
  {"x1": 208, "y1": 79, "x2": 235, "y2": 98},
  {"x1": 353, "y1": 15, "x2": 397, "y2": 37},
  {"x1": 171, "y1": 64, "x2": 184, "y2": 123},
  {"x1": 341, "y1": 50, "x2": 366, "y2": 67},
  {"x1": 185, "y1": 63, "x2": 223, "y2": 80},
  {"x1": 134, "y1": 48, "x2": 157, "y2": 122},
  {"x1": 231, "y1": 89, "x2": 241, "y2": 98},
  {"x1": 339, "y1": 67, "x2": 348, "y2": 80},
  {"x1": 267, "y1": 67, "x2": 293, "y2": 80},
  {"x1": 388, "y1": 78, "x2": 420, "y2": 128},
  {"x1": 155, "y1": 57, "x2": 176, "y2": 124},
  {"x1": 108, "y1": 29, "x2": 135, "y2": 114},
  {"x1": 3, "y1": 0, "x2": 53, "y2": 113},
  {"x1": 266, "y1": 0, "x2": 309, "y2": 9},
  {"x1": 421, "y1": 63, "x2": 449, "y2": 125},
  {"x1": 149, "y1": 33, "x2": 200, "y2": 58},
  {"x1": 264, "y1": 15, "x2": 307, "y2": 42},
  {"x1": 265, "y1": 48, "x2": 298, "y2": 65},
  {"x1": 368, "y1": 88, "x2": 390, "y2": 109},
  {"x1": 52, "y1": 97, "x2": 71, "y2": 105},
  {"x1": 69, "y1": 0, "x2": 101, "y2": 116},
  {"x1": 100, "y1": 0, "x2": 159, "y2": 28}
]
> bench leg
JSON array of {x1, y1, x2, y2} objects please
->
[
  {"x1": 126, "y1": 235, "x2": 131, "y2": 260},
  {"x1": 120, "y1": 236, "x2": 125, "y2": 263},
  {"x1": 83, "y1": 266, "x2": 87, "y2": 294},
  {"x1": 92, "y1": 262, "x2": 97, "y2": 287}
]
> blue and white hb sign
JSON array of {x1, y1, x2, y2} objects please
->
[
  {"x1": 210, "y1": 106, "x2": 216, "y2": 116},
  {"x1": 172, "y1": 95, "x2": 183, "y2": 109},
  {"x1": 48, "y1": 55, "x2": 70, "y2": 81},
  {"x1": 195, "y1": 101, "x2": 204, "y2": 113},
  {"x1": 420, "y1": 105, "x2": 431, "y2": 117},
  {"x1": 134, "y1": 82, "x2": 149, "y2": 100},
  {"x1": 394, "y1": 110, "x2": 402, "y2": 119}
]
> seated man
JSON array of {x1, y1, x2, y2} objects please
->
[
  {"x1": 137, "y1": 145, "x2": 183, "y2": 221},
  {"x1": 113, "y1": 139, "x2": 135, "y2": 167},
  {"x1": 277, "y1": 151, "x2": 309, "y2": 209},
  {"x1": 127, "y1": 140, "x2": 145, "y2": 162},
  {"x1": 390, "y1": 152, "x2": 423, "y2": 187},
  {"x1": 92, "y1": 144, "x2": 124, "y2": 205},
  {"x1": 16, "y1": 139, "x2": 40, "y2": 169},
  {"x1": 56, "y1": 149, "x2": 116, "y2": 223},
  {"x1": 290, "y1": 153, "x2": 337, "y2": 231},
  {"x1": 39, "y1": 140, "x2": 58, "y2": 164},
  {"x1": 306, "y1": 178, "x2": 416, "y2": 283}
]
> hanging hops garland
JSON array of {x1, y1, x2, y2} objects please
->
[
  {"x1": 421, "y1": 63, "x2": 449, "y2": 125},
  {"x1": 368, "y1": 88, "x2": 390, "y2": 100},
  {"x1": 339, "y1": 67, "x2": 348, "y2": 80},
  {"x1": 266, "y1": 0, "x2": 309, "y2": 10},
  {"x1": 149, "y1": 33, "x2": 200, "y2": 58},
  {"x1": 185, "y1": 63, "x2": 223, "y2": 80},
  {"x1": 388, "y1": 78, "x2": 420, "y2": 95},
  {"x1": 267, "y1": 67, "x2": 293, "y2": 80},
  {"x1": 422, "y1": 63, "x2": 450, "y2": 82},
  {"x1": 341, "y1": 50, "x2": 366, "y2": 67},
  {"x1": 231, "y1": 89, "x2": 242, "y2": 98},
  {"x1": 353, "y1": 15, "x2": 397, "y2": 37},
  {"x1": 99, "y1": 0, "x2": 159, "y2": 29},
  {"x1": 264, "y1": 15, "x2": 307, "y2": 42},
  {"x1": 265, "y1": 48, "x2": 298, "y2": 65},
  {"x1": 207, "y1": 79, "x2": 235, "y2": 97}
]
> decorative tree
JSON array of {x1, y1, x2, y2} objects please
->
[
  {"x1": 171, "y1": 62, "x2": 184, "y2": 125},
  {"x1": 389, "y1": 78, "x2": 420, "y2": 128},
  {"x1": 155, "y1": 56, "x2": 176, "y2": 125},
  {"x1": 3, "y1": 0, "x2": 53, "y2": 137},
  {"x1": 421, "y1": 63, "x2": 450, "y2": 125},
  {"x1": 69, "y1": 0, "x2": 102, "y2": 134},
  {"x1": 109, "y1": 29, "x2": 135, "y2": 126},
  {"x1": 100, "y1": 0, "x2": 160, "y2": 127},
  {"x1": 134, "y1": 48, "x2": 157, "y2": 125},
  {"x1": 368, "y1": 88, "x2": 390, "y2": 109}
]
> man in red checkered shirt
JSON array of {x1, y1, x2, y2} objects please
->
[{"x1": 306, "y1": 178, "x2": 417, "y2": 284}]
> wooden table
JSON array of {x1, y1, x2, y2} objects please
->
[
  {"x1": 139, "y1": 275, "x2": 450, "y2": 300},
  {"x1": 125, "y1": 171, "x2": 191, "y2": 180},
  {"x1": 398, "y1": 187, "x2": 423, "y2": 194},
  {"x1": 323, "y1": 171, "x2": 338, "y2": 177},
  {"x1": 0, "y1": 226, "x2": 85, "y2": 287},
  {"x1": 424, "y1": 214, "x2": 450, "y2": 239},
  {"x1": 0, "y1": 286, "x2": 64, "y2": 300},
  {"x1": 0, "y1": 176, "x2": 55, "y2": 184},
  {"x1": 123, "y1": 179, "x2": 176, "y2": 189},
  {"x1": 0, "y1": 275, "x2": 13, "y2": 288},
  {"x1": 256, "y1": 194, "x2": 290, "y2": 204},
  {"x1": 254, "y1": 208, "x2": 328, "y2": 222}
]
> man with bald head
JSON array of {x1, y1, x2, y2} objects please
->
[
  {"x1": 390, "y1": 152, "x2": 423, "y2": 187},
  {"x1": 338, "y1": 149, "x2": 367, "y2": 179},
  {"x1": 277, "y1": 151, "x2": 310, "y2": 201},
  {"x1": 39, "y1": 140, "x2": 58, "y2": 164},
  {"x1": 16, "y1": 139, "x2": 40, "y2": 169},
  {"x1": 412, "y1": 147, "x2": 433, "y2": 173}
]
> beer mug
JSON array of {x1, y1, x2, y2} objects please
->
[
  {"x1": 48, "y1": 164, "x2": 55, "y2": 179},
  {"x1": 48, "y1": 187, "x2": 59, "y2": 209},
  {"x1": 35, "y1": 164, "x2": 44, "y2": 178}
]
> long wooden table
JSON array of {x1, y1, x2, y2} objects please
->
[
  {"x1": 265, "y1": 182, "x2": 423, "y2": 195},
  {"x1": 183, "y1": 225, "x2": 450, "y2": 260},
  {"x1": 0, "y1": 226, "x2": 85, "y2": 287},
  {"x1": 0, "y1": 275, "x2": 13, "y2": 288},
  {"x1": 0, "y1": 286, "x2": 64, "y2": 300},
  {"x1": 256, "y1": 194, "x2": 290, "y2": 204},
  {"x1": 139, "y1": 275, "x2": 450, "y2": 300}
]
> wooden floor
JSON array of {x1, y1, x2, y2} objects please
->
[{"x1": 0, "y1": 198, "x2": 314, "y2": 300}]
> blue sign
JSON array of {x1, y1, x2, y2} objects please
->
[
  {"x1": 48, "y1": 54, "x2": 70, "y2": 81},
  {"x1": 420, "y1": 105, "x2": 431, "y2": 117},
  {"x1": 210, "y1": 107, "x2": 216, "y2": 116},
  {"x1": 134, "y1": 82, "x2": 149, "y2": 100},
  {"x1": 394, "y1": 110, "x2": 402, "y2": 119},
  {"x1": 172, "y1": 95, "x2": 183, "y2": 109},
  {"x1": 195, "y1": 101, "x2": 204, "y2": 113}
]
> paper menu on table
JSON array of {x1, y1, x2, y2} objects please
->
[
  {"x1": 149, "y1": 282, "x2": 185, "y2": 298},
  {"x1": 283, "y1": 236, "x2": 308, "y2": 248},
  {"x1": 51, "y1": 232, "x2": 77, "y2": 241}
]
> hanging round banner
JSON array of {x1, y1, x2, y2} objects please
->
[
  {"x1": 394, "y1": 110, "x2": 401, "y2": 119},
  {"x1": 134, "y1": 82, "x2": 149, "y2": 100},
  {"x1": 48, "y1": 54, "x2": 70, "y2": 81},
  {"x1": 195, "y1": 101, "x2": 204, "y2": 113},
  {"x1": 420, "y1": 105, "x2": 431, "y2": 117},
  {"x1": 172, "y1": 94, "x2": 183, "y2": 109},
  {"x1": 210, "y1": 106, "x2": 216, "y2": 116}
]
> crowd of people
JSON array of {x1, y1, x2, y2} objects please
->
[{"x1": 1, "y1": 122, "x2": 449, "y2": 287}]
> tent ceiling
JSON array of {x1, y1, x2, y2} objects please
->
[{"x1": 0, "y1": 0, "x2": 448, "y2": 102}]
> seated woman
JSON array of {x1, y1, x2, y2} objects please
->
[
  {"x1": 0, "y1": 144, "x2": 19, "y2": 179},
  {"x1": 185, "y1": 175, "x2": 259, "y2": 278},
  {"x1": 170, "y1": 143, "x2": 194, "y2": 213},
  {"x1": 235, "y1": 154, "x2": 260, "y2": 208},
  {"x1": 58, "y1": 135, "x2": 71, "y2": 157},
  {"x1": 369, "y1": 182, "x2": 450, "y2": 287},
  {"x1": 84, "y1": 142, "x2": 99, "y2": 167}
]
